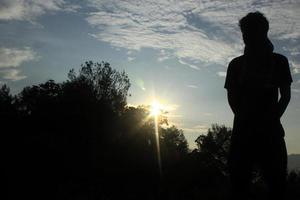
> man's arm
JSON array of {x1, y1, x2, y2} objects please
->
[
  {"x1": 227, "y1": 89, "x2": 239, "y2": 116},
  {"x1": 278, "y1": 85, "x2": 291, "y2": 118}
]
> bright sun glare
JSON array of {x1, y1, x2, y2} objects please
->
[{"x1": 150, "y1": 100, "x2": 163, "y2": 116}]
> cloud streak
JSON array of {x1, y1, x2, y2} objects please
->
[
  {"x1": 0, "y1": 47, "x2": 36, "y2": 81},
  {"x1": 183, "y1": 124, "x2": 208, "y2": 135},
  {"x1": 86, "y1": 0, "x2": 300, "y2": 71},
  {"x1": 217, "y1": 71, "x2": 226, "y2": 77},
  {"x1": 86, "y1": 0, "x2": 239, "y2": 67},
  {"x1": 0, "y1": 47, "x2": 36, "y2": 68},
  {"x1": 0, "y1": 0, "x2": 78, "y2": 21},
  {"x1": 0, "y1": 69, "x2": 26, "y2": 81}
]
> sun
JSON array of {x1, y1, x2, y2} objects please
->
[{"x1": 150, "y1": 100, "x2": 163, "y2": 116}]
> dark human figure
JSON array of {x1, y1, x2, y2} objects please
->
[{"x1": 225, "y1": 12, "x2": 292, "y2": 200}]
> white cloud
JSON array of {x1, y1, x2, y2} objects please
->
[
  {"x1": 86, "y1": 0, "x2": 240, "y2": 67},
  {"x1": 158, "y1": 49, "x2": 172, "y2": 62},
  {"x1": 203, "y1": 112, "x2": 213, "y2": 117},
  {"x1": 86, "y1": 0, "x2": 300, "y2": 69},
  {"x1": 187, "y1": 84, "x2": 198, "y2": 89},
  {"x1": 158, "y1": 56, "x2": 169, "y2": 62},
  {"x1": 0, "y1": 47, "x2": 36, "y2": 68},
  {"x1": 292, "y1": 89, "x2": 300, "y2": 93},
  {"x1": 127, "y1": 56, "x2": 135, "y2": 61},
  {"x1": 178, "y1": 58, "x2": 200, "y2": 70},
  {"x1": 217, "y1": 71, "x2": 226, "y2": 77},
  {"x1": 0, "y1": 47, "x2": 36, "y2": 81},
  {"x1": 0, "y1": 0, "x2": 78, "y2": 21},
  {"x1": 0, "y1": 69, "x2": 26, "y2": 81},
  {"x1": 166, "y1": 114, "x2": 182, "y2": 119},
  {"x1": 183, "y1": 124, "x2": 208, "y2": 135},
  {"x1": 164, "y1": 104, "x2": 180, "y2": 112},
  {"x1": 290, "y1": 61, "x2": 300, "y2": 74}
]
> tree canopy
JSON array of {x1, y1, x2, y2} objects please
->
[{"x1": 3, "y1": 61, "x2": 300, "y2": 200}]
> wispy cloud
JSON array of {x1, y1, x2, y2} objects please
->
[
  {"x1": 164, "y1": 104, "x2": 180, "y2": 112},
  {"x1": 0, "y1": 0, "x2": 78, "y2": 21},
  {"x1": 158, "y1": 49, "x2": 172, "y2": 62},
  {"x1": 290, "y1": 61, "x2": 300, "y2": 74},
  {"x1": 183, "y1": 124, "x2": 208, "y2": 135},
  {"x1": 187, "y1": 84, "x2": 198, "y2": 89},
  {"x1": 127, "y1": 56, "x2": 135, "y2": 61},
  {"x1": 0, "y1": 47, "x2": 36, "y2": 81},
  {"x1": 86, "y1": 0, "x2": 240, "y2": 67},
  {"x1": 178, "y1": 58, "x2": 200, "y2": 70},
  {"x1": 86, "y1": 0, "x2": 300, "y2": 71},
  {"x1": 292, "y1": 89, "x2": 300, "y2": 93},
  {"x1": 217, "y1": 71, "x2": 226, "y2": 77},
  {"x1": 0, "y1": 47, "x2": 36, "y2": 68},
  {"x1": 0, "y1": 69, "x2": 26, "y2": 81}
]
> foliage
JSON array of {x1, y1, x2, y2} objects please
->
[
  {"x1": 195, "y1": 124, "x2": 232, "y2": 175},
  {"x1": 3, "y1": 61, "x2": 300, "y2": 199},
  {"x1": 4, "y1": 61, "x2": 192, "y2": 200},
  {"x1": 67, "y1": 61, "x2": 130, "y2": 113},
  {"x1": 160, "y1": 125, "x2": 189, "y2": 166},
  {"x1": 0, "y1": 84, "x2": 12, "y2": 106}
]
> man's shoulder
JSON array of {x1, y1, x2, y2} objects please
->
[
  {"x1": 228, "y1": 55, "x2": 244, "y2": 68},
  {"x1": 272, "y1": 53, "x2": 293, "y2": 84},
  {"x1": 225, "y1": 55, "x2": 244, "y2": 89},
  {"x1": 272, "y1": 53, "x2": 288, "y2": 62}
]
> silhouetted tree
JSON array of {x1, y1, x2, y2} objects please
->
[
  {"x1": 195, "y1": 124, "x2": 232, "y2": 175},
  {"x1": 67, "y1": 61, "x2": 130, "y2": 114},
  {"x1": 0, "y1": 84, "x2": 15, "y2": 136},
  {"x1": 0, "y1": 84, "x2": 13, "y2": 110},
  {"x1": 167, "y1": 124, "x2": 233, "y2": 200},
  {"x1": 4, "y1": 61, "x2": 132, "y2": 199},
  {"x1": 5, "y1": 60, "x2": 299, "y2": 199},
  {"x1": 3, "y1": 61, "x2": 193, "y2": 199},
  {"x1": 160, "y1": 126, "x2": 188, "y2": 167},
  {"x1": 1, "y1": 84, "x2": 17, "y2": 196},
  {"x1": 286, "y1": 170, "x2": 300, "y2": 199}
]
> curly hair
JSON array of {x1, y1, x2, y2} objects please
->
[{"x1": 239, "y1": 12, "x2": 269, "y2": 36}]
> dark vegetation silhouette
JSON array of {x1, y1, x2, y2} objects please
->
[{"x1": 2, "y1": 61, "x2": 300, "y2": 200}]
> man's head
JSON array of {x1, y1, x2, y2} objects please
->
[{"x1": 239, "y1": 12, "x2": 269, "y2": 46}]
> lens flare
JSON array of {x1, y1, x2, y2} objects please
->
[
  {"x1": 154, "y1": 112, "x2": 162, "y2": 178},
  {"x1": 149, "y1": 99, "x2": 163, "y2": 177}
]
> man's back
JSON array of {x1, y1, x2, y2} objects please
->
[{"x1": 225, "y1": 53, "x2": 292, "y2": 135}]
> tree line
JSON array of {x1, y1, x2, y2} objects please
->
[{"x1": 2, "y1": 61, "x2": 300, "y2": 200}]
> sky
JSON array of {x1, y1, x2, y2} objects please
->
[{"x1": 1, "y1": 0, "x2": 300, "y2": 153}]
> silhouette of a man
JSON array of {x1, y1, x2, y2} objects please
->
[{"x1": 225, "y1": 12, "x2": 292, "y2": 200}]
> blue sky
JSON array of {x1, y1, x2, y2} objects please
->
[{"x1": 1, "y1": 0, "x2": 300, "y2": 152}]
